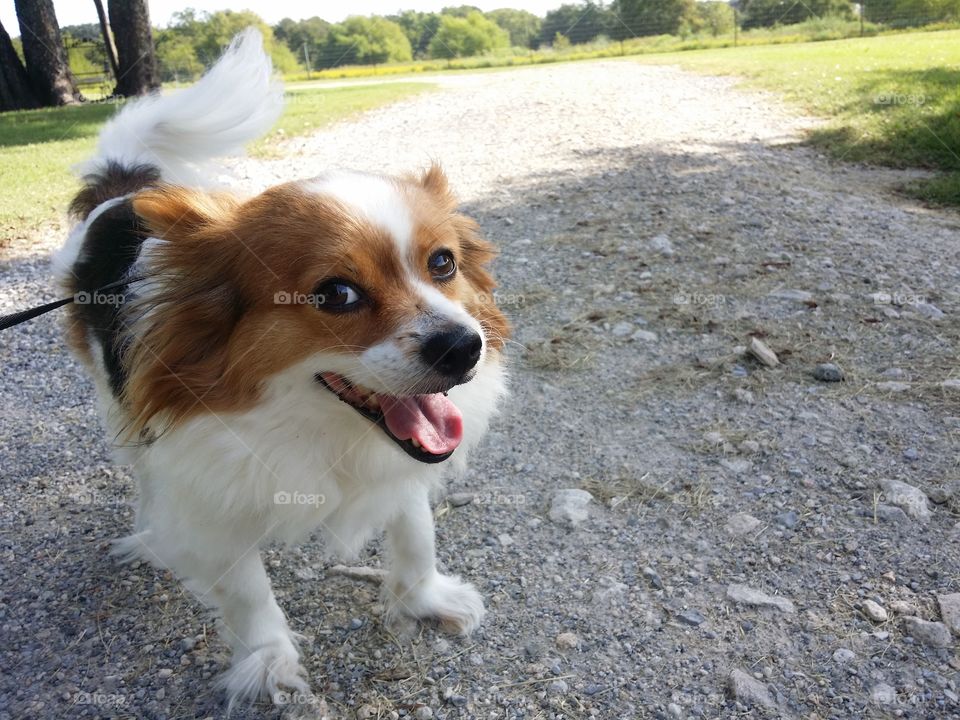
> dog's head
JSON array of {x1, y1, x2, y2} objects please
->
[{"x1": 126, "y1": 165, "x2": 509, "y2": 462}]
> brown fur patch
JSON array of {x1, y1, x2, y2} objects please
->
[{"x1": 122, "y1": 168, "x2": 508, "y2": 434}]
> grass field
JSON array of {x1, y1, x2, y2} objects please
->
[
  {"x1": 638, "y1": 30, "x2": 960, "y2": 205},
  {"x1": 0, "y1": 83, "x2": 430, "y2": 236}
]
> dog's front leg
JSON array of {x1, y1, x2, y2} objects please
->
[{"x1": 383, "y1": 485, "x2": 485, "y2": 635}]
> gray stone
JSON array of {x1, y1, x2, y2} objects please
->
[
  {"x1": 937, "y1": 593, "x2": 960, "y2": 636},
  {"x1": 548, "y1": 488, "x2": 593, "y2": 528},
  {"x1": 832, "y1": 648, "x2": 855, "y2": 664},
  {"x1": 611, "y1": 321, "x2": 634, "y2": 337},
  {"x1": 667, "y1": 703, "x2": 683, "y2": 718},
  {"x1": 631, "y1": 329, "x2": 659, "y2": 342},
  {"x1": 903, "y1": 617, "x2": 952, "y2": 647},
  {"x1": 749, "y1": 337, "x2": 779, "y2": 368},
  {"x1": 870, "y1": 683, "x2": 896, "y2": 705},
  {"x1": 650, "y1": 234, "x2": 674, "y2": 256},
  {"x1": 726, "y1": 584, "x2": 796, "y2": 613},
  {"x1": 774, "y1": 510, "x2": 799, "y2": 529},
  {"x1": 725, "y1": 512, "x2": 762, "y2": 536},
  {"x1": 914, "y1": 302, "x2": 944, "y2": 319},
  {"x1": 677, "y1": 609, "x2": 706, "y2": 626},
  {"x1": 769, "y1": 288, "x2": 813, "y2": 303},
  {"x1": 879, "y1": 479, "x2": 931, "y2": 521},
  {"x1": 555, "y1": 632, "x2": 581, "y2": 650},
  {"x1": 861, "y1": 599, "x2": 888, "y2": 623},
  {"x1": 727, "y1": 669, "x2": 776, "y2": 710},
  {"x1": 414, "y1": 707, "x2": 434, "y2": 720},
  {"x1": 446, "y1": 492, "x2": 476, "y2": 507},
  {"x1": 876, "y1": 381, "x2": 910, "y2": 392},
  {"x1": 812, "y1": 363, "x2": 844, "y2": 382}
]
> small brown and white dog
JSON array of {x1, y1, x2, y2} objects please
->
[{"x1": 55, "y1": 30, "x2": 508, "y2": 708}]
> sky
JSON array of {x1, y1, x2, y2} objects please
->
[{"x1": 1, "y1": 1, "x2": 567, "y2": 33}]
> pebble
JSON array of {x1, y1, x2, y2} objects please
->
[
  {"x1": 812, "y1": 363, "x2": 844, "y2": 382},
  {"x1": 650, "y1": 234, "x2": 674, "y2": 256},
  {"x1": 876, "y1": 381, "x2": 910, "y2": 392},
  {"x1": 941, "y1": 378, "x2": 960, "y2": 389},
  {"x1": 889, "y1": 600, "x2": 918, "y2": 615},
  {"x1": 726, "y1": 584, "x2": 796, "y2": 613},
  {"x1": 725, "y1": 512, "x2": 761, "y2": 536},
  {"x1": 611, "y1": 321, "x2": 634, "y2": 337},
  {"x1": 667, "y1": 702, "x2": 683, "y2": 718},
  {"x1": 447, "y1": 492, "x2": 476, "y2": 507},
  {"x1": 774, "y1": 510, "x2": 799, "y2": 529},
  {"x1": 769, "y1": 288, "x2": 813, "y2": 302},
  {"x1": 643, "y1": 566, "x2": 664, "y2": 590},
  {"x1": 547, "y1": 488, "x2": 593, "y2": 528},
  {"x1": 748, "y1": 337, "x2": 779, "y2": 368},
  {"x1": 631, "y1": 329, "x2": 659, "y2": 342},
  {"x1": 555, "y1": 632, "x2": 581, "y2": 650},
  {"x1": 727, "y1": 669, "x2": 776, "y2": 709},
  {"x1": 677, "y1": 609, "x2": 706, "y2": 626},
  {"x1": 902, "y1": 447, "x2": 919, "y2": 461},
  {"x1": 937, "y1": 593, "x2": 960, "y2": 636},
  {"x1": 903, "y1": 617, "x2": 953, "y2": 647},
  {"x1": 414, "y1": 707, "x2": 434, "y2": 720},
  {"x1": 720, "y1": 458, "x2": 751, "y2": 474},
  {"x1": 861, "y1": 599, "x2": 888, "y2": 623},
  {"x1": 879, "y1": 479, "x2": 931, "y2": 521},
  {"x1": 914, "y1": 301, "x2": 944, "y2": 319},
  {"x1": 547, "y1": 679, "x2": 569, "y2": 695},
  {"x1": 870, "y1": 683, "x2": 897, "y2": 705},
  {"x1": 832, "y1": 648, "x2": 855, "y2": 664}
]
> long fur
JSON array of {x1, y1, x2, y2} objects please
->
[{"x1": 56, "y1": 27, "x2": 509, "y2": 712}]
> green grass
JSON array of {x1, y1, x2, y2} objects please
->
[
  {"x1": 637, "y1": 29, "x2": 960, "y2": 205},
  {"x1": 0, "y1": 83, "x2": 430, "y2": 236}
]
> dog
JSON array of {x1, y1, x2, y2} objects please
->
[{"x1": 54, "y1": 29, "x2": 508, "y2": 708}]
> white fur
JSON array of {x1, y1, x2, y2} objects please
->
[
  {"x1": 64, "y1": 29, "x2": 507, "y2": 712},
  {"x1": 304, "y1": 172, "x2": 414, "y2": 252},
  {"x1": 81, "y1": 28, "x2": 283, "y2": 186}
]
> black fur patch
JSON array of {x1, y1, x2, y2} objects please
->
[
  {"x1": 67, "y1": 200, "x2": 148, "y2": 396},
  {"x1": 69, "y1": 161, "x2": 160, "y2": 220}
]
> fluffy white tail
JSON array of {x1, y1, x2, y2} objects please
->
[{"x1": 85, "y1": 28, "x2": 283, "y2": 185}]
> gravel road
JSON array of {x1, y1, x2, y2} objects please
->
[{"x1": 3, "y1": 59, "x2": 960, "y2": 719}]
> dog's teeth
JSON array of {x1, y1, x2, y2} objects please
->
[{"x1": 411, "y1": 438, "x2": 421, "y2": 448}]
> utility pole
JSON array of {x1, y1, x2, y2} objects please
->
[{"x1": 302, "y1": 41, "x2": 311, "y2": 79}]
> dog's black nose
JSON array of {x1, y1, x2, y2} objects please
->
[{"x1": 421, "y1": 326, "x2": 482, "y2": 378}]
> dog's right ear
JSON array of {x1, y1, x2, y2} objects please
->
[{"x1": 133, "y1": 186, "x2": 240, "y2": 238}]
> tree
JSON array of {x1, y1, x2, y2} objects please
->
[
  {"x1": 487, "y1": 8, "x2": 542, "y2": 48},
  {"x1": 154, "y1": 29, "x2": 203, "y2": 82},
  {"x1": 108, "y1": 0, "x2": 158, "y2": 96},
  {"x1": 321, "y1": 16, "x2": 412, "y2": 67},
  {"x1": 692, "y1": 1, "x2": 736, "y2": 35},
  {"x1": 0, "y1": 18, "x2": 39, "y2": 110},
  {"x1": 13, "y1": 0, "x2": 81, "y2": 105},
  {"x1": 428, "y1": 11, "x2": 510, "y2": 58},
  {"x1": 92, "y1": 0, "x2": 119, "y2": 81},
  {"x1": 610, "y1": 0, "x2": 698, "y2": 37},
  {"x1": 274, "y1": 16, "x2": 331, "y2": 68},
  {"x1": 864, "y1": 0, "x2": 958, "y2": 25},
  {"x1": 387, "y1": 10, "x2": 442, "y2": 57},
  {"x1": 540, "y1": 3, "x2": 614, "y2": 46}
]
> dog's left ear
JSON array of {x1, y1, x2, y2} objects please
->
[
  {"x1": 134, "y1": 186, "x2": 240, "y2": 238},
  {"x1": 418, "y1": 163, "x2": 457, "y2": 212}
]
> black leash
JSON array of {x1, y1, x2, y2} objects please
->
[{"x1": 0, "y1": 276, "x2": 142, "y2": 332}]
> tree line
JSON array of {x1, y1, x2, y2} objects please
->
[{"x1": 3, "y1": 0, "x2": 959, "y2": 112}]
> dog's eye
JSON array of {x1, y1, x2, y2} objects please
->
[
  {"x1": 313, "y1": 280, "x2": 363, "y2": 312},
  {"x1": 428, "y1": 250, "x2": 456, "y2": 281}
]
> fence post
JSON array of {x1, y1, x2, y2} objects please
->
[{"x1": 860, "y1": 1, "x2": 865, "y2": 36}]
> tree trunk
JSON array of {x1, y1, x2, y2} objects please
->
[
  {"x1": 108, "y1": 0, "x2": 158, "y2": 97},
  {"x1": 0, "y1": 19, "x2": 40, "y2": 111},
  {"x1": 92, "y1": 0, "x2": 119, "y2": 81},
  {"x1": 13, "y1": 0, "x2": 82, "y2": 106}
]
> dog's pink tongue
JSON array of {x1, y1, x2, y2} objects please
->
[{"x1": 381, "y1": 394, "x2": 463, "y2": 455}]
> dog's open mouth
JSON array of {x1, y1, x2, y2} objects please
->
[{"x1": 316, "y1": 372, "x2": 463, "y2": 464}]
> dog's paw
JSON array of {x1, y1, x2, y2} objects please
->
[
  {"x1": 386, "y1": 572, "x2": 485, "y2": 635},
  {"x1": 217, "y1": 642, "x2": 309, "y2": 711}
]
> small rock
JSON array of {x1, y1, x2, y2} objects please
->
[
  {"x1": 769, "y1": 288, "x2": 813, "y2": 303},
  {"x1": 941, "y1": 378, "x2": 960, "y2": 389},
  {"x1": 748, "y1": 337, "x2": 779, "y2": 368},
  {"x1": 876, "y1": 381, "x2": 910, "y2": 392},
  {"x1": 903, "y1": 617, "x2": 952, "y2": 647},
  {"x1": 156, "y1": 688, "x2": 166, "y2": 701},
  {"x1": 733, "y1": 388, "x2": 754, "y2": 404},
  {"x1": 889, "y1": 600, "x2": 917, "y2": 616},
  {"x1": 157, "y1": 668, "x2": 173, "y2": 679},
  {"x1": 631, "y1": 329, "x2": 659, "y2": 342},
  {"x1": 497, "y1": 533, "x2": 513, "y2": 546},
  {"x1": 872, "y1": 504, "x2": 909, "y2": 524},
  {"x1": 879, "y1": 479, "x2": 931, "y2": 521},
  {"x1": 832, "y1": 648, "x2": 855, "y2": 664},
  {"x1": 667, "y1": 702, "x2": 683, "y2": 718},
  {"x1": 880, "y1": 367, "x2": 905, "y2": 378},
  {"x1": 725, "y1": 512, "x2": 761, "y2": 536},
  {"x1": 937, "y1": 593, "x2": 960, "y2": 636},
  {"x1": 914, "y1": 302, "x2": 944, "y2": 319},
  {"x1": 446, "y1": 694, "x2": 468, "y2": 707},
  {"x1": 677, "y1": 609, "x2": 706, "y2": 626},
  {"x1": 180, "y1": 637, "x2": 196, "y2": 652},
  {"x1": 548, "y1": 489, "x2": 593, "y2": 528},
  {"x1": 870, "y1": 683, "x2": 897, "y2": 705},
  {"x1": 727, "y1": 669, "x2": 776, "y2": 710},
  {"x1": 643, "y1": 566, "x2": 664, "y2": 590},
  {"x1": 349, "y1": 617, "x2": 364, "y2": 630},
  {"x1": 720, "y1": 458, "x2": 751, "y2": 474},
  {"x1": 726, "y1": 584, "x2": 796, "y2": 613},
  {"x1": 611, "y1": 321, "x2": 634, "y2": 337},
  {"x1": 650, "y1": 234, "x2": 674, "y2": 256},
  {"x1": 813, "y1": 363, "x2": 844, "y2": 382},
  {"x1": 414, "y1": 707, "x2": 434, "y2": 720},
  {"x1": 547, "y1": 680, "x2": 569, "y2": 695},
  {"x1": 926, "y1": 484, "x2": 954, "y2": 504},
  {"x1": 447, "y1": 492, "x2": 476, "y2": 507},
  {"x1": 555, "y1": 632, "x2": 581, "y2": 650},
  {"x1": 774, "y1": 510, "x2": 799, "y2": 529},
  {"x1": 861, "y1": 599, "x2": 888, "y2": 623}
]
